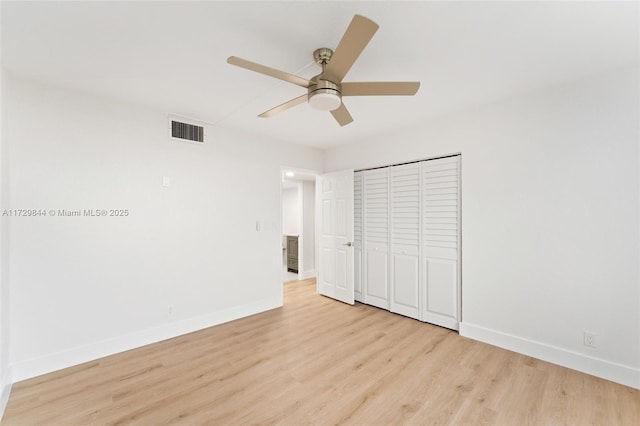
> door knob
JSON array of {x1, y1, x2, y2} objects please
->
[{"x1": 342, "y1": 242, "x2": 353, "y2": 247}]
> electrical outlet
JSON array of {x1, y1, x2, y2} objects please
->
[
  {"x1": 167, "y1": 305, "x2": 175, "y2": 317},
  {"x1": 583, "y1": 331, "x2": 596, "y2": 348}
]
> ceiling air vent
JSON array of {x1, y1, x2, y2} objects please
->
[{"x1": 168, "y1": 115, "x2": 206, "y2": 144}]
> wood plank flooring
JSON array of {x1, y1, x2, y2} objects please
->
[{"x1": 3, "y1": 278, "x2": 639, "y2": 425}]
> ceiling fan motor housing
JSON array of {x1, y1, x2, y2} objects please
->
[{"x1": 308, "y1": 77, "x2": 342, "y2": 111}]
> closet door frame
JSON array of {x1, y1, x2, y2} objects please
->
[{"x1": 354, "y1": 153, "x2": 461, "y2": 331}]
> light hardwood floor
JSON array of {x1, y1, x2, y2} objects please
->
[{"x1": 2, "y1": 278, "x2": 639, "y2": 425}]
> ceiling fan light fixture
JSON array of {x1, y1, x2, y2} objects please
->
[
  {"x1": 308, "y1": 78, "x2": 342, "y2": 111},
  {"x1": 308, "y1": 91, "x2": 342, "y2": 111}
]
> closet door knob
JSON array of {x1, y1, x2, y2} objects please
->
[{"x1": 342, "y1": 242, "x2": 353, "y2": 247}]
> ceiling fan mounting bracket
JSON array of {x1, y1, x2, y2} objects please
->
[{"x1": 313, "y1": 48, "x2": 334, "y2": 66}]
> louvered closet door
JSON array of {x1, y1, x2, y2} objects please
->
[
  {"x1": 422, "y1": 156, "x2": 460, "y2": 330},
  {"x1": 363, "y1": 168, "x2": 389, "y2": 309},
  {"x1": 389, "y1": 163, "x2": 421, "y2": 320},
  {"x1": 354, "y1": 172, "x2": 364, "y2": 303}
]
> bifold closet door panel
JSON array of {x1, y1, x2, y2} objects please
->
[
  {"x1": 363, "y1": 168, "x2": 389, "y2": 309},
  {"x1": 354, "y1": 172, "x2": 364, "y2": 302},
  {"x1": 389, "y1": 163, "x2": 421, "y2": 320},
  {"x1": 422, "y1": 156, "x2": 460, "y2": 330}
]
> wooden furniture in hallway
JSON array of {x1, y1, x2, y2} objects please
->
[{"x1": 286, "y1": 235, "x2": 298, "y2": 273}]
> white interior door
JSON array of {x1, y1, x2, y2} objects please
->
[{"x1": 317, "y1": 170, "x2": 354, "y2": 305}]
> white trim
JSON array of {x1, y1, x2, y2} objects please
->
[
  {"x1": 279, "y1": 165, "x2": 320, "y2": 289},
  {"x1": 297, "y1": 182, "x2": 304, "y2": 277},
  {"x1": 460, "y1": 322, "x2": 640, "y2": 390},
  {"x1": 299, "y1": 269, "x2": 316, "y2": 280},
  {"x1": 10, "y1": 297, "x2": 281, "y2": 383},
  {"x1": 0, "y1": 383, "x2": 11, "y2": 421}
]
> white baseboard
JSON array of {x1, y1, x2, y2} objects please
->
[
  {"x1": 0, "y1": 383, "x2": 11, "y2": 421},
  {"x1": 459, "y1": 322, "x2": 640, "y2": 390},
  {"x1": 299, "y1": 269, "x2": 316, "y2": 280},
  {"x1": 10, "y1": 296, "x2": 282, "y2": 383}
]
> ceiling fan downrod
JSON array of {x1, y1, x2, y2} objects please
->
[{"x1": 309, "y1": 48, "x2": 342, "y2": 111}]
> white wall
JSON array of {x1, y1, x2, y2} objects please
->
[
  {"x1": 0, "y1": 66, "x2": 12, "y2": 413},
  {"x1": 4, "y1": 75, "x2": 323, "y2": 381},
  {"x1": 324, "y1": 66, "x2": 640, "y2": 388},
  {"x1": 281, "y1": 187, "x2": 300, "y2": 237},
  {"x1": 300, "y1": 181, "x2": 315, "y2": 279}
]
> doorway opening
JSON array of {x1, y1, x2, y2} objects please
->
[{"x1": 280, "y1": 167, "x2": 318, "y2": 286}]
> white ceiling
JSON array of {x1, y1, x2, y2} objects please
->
[{"x1": 2, "y1": 1, "x2": 638, "y2": 149}]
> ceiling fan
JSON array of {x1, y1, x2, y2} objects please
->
[{"x1": 227, "y1": 14, "x2": 420, "y2": 127}]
